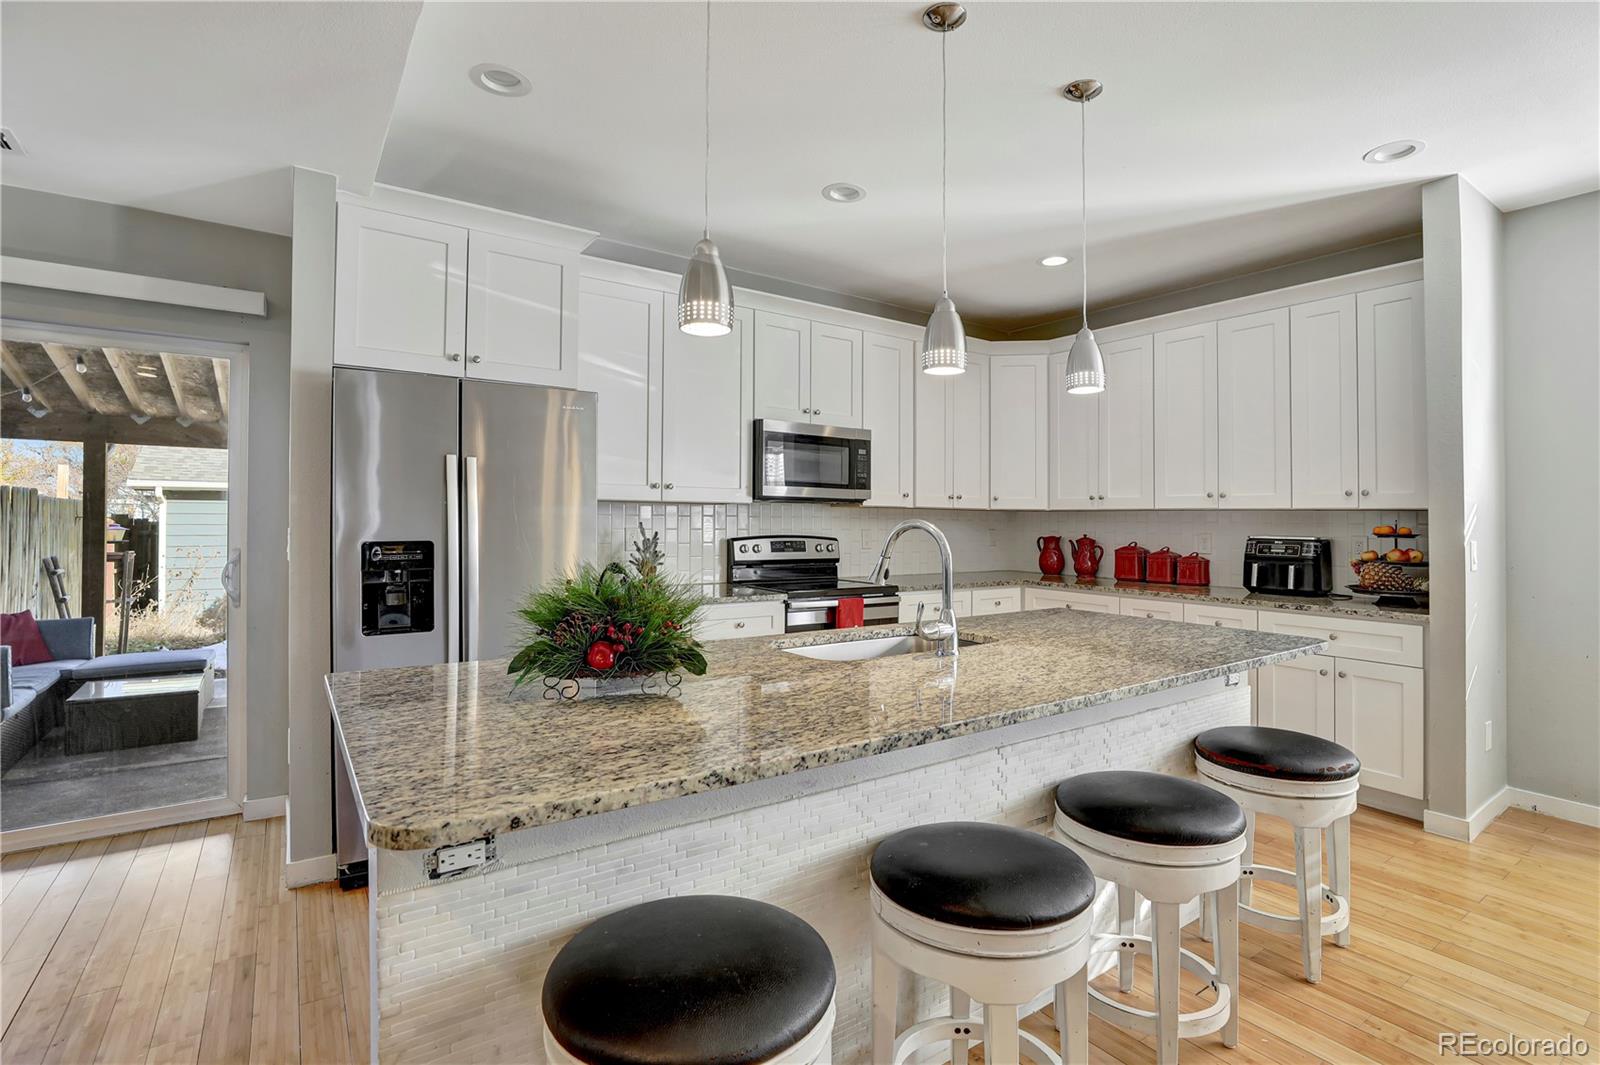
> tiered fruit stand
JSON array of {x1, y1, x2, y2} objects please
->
[{"x1": 1349, "y1": 525, "x2": 1428, "y2": 607}]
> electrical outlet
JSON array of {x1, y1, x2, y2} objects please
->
[
  {"x1": 427, "y1": 836, "x2": 494, "y2": 879},
  {"x1": 1196, "y1": 532, "x2": 1214, "y2": 553},
  {"x1": 1353, "y1": 536, "x2": 1367, "y2": 553},
  {"x1": 1485, "y1": 721, "x2": 1493, "y2": 752}
]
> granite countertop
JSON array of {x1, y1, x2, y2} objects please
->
[
  {"x1": 885, "y1": 570, "x2": 1430, "y2": 624},
  {"x1": 326, "y1": 610, "x2": 1324, "y2": 850},
  {"x1": 694, "y1": 581, "x2": 786, "y2": 605}
]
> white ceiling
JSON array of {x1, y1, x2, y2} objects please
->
[
  {"x1": 379, "y1": 1, "x2": 1598, "y2": 330},
  {"x1": 0, "y1": 1, "x2": 421, "y2": 236}
]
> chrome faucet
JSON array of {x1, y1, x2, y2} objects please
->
[{"x1": 868, "y1": 519, "x2": 959, "y2": 657}]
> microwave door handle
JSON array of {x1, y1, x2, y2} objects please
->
[
  {"x1": 445, "y1": 454, "x2": 461, "y2": 663},
  {"x1": 464, "y1": 455, "x2": 480, "y2": 662}
]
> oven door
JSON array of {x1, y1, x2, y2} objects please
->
[
  {"x1": 785, "y1": 594, "x2": 902, "y2": 632},
  {"x1": 755, "y1": 420, "x2": 871, "y2": 501}
]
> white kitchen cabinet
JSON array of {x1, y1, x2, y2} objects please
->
[
  {"x1": 898, "y1": 589, "x2": 973, "y2": 623},
  {"x1": 970, "y1": 587, "x2": 1023, "y2": 616},
  {"x1": 1334, "y1": 658, "x2": 1425, "y2": 799},
  {"x1": 1049, "y1": 335, "x2": 1154, "y2": 510},
  {"x1": 1291, "y1": 294, "x2": 1359, "y2": 508},
  {"x1": 1153, "y1": 323, "x2": 1219, "y2": 508},
  {"x1": 1048, "y1": 350, "x2": 1098, "y2": 508},
  {"x1": 1256, "y1": 610, "x2": 1424, "y2": 668},
  {"x1": 1182, "y1": 603, "x2": 1258, "y2": 630},
  {"x1": 1216, "y1": 308, "x2": 1291, "y2": 508},
  {"x1": 1120, "y1": 598, "x2": 1186, "y2": 622},
  {"x1": 1357, "y1": 281, "x2": 1428, "y2": 508},
  {"x1": 335, "y1": 205, "x2": 467, "y2": 375},
  {"x1": 694, "y1": 601, "x2": 785, "y2": 641},
  {"x1": 752, "y1": 311, "x2": 862, "y2": 426},
  {"x1": 915, "y1": 352, "x2": 989, "y2": 508},
  {"x1": 466, "y1": 230, "x2": 581, "y2": 387},
  {"x1": 1257, "y1": 653, "x2": 1337, "y2": 737},
  {"x1": 862, "y1": 333, "x2": 916, "y2": 507},
  {"x1": 578, "y1": 278, "x2": 662, "y2": 501},
  {"x1": 661, "y1": 307, "x2": 754, "y2": 503},
  {"x1": 1023, "y1": 587, "x2": 1119, "y2": 614},
  {"x1": 988, "y1": 355, "x2": 1049, "y2": 509}
]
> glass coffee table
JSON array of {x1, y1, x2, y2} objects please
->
[{"x1": 65, "y1": 672, "x2": 212, "y2": 755}]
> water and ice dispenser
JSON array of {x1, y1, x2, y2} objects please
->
[{"x1": 359, "y1": 541, "x2": 435, "y2": 636}]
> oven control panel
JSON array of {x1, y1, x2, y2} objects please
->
[{"x1": 729, "y1": 536, "x2": 838, "y2": 559}]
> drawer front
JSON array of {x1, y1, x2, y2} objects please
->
[
  {"x1": 1023, "y1": 588, "x2": 1120, "y2": 614},
  {"x1": 970, "y1": 588, "x2": 1023, "y2": 616},
  {"x1": 898, "y1": 589, "x2": 973, "y2": 623},
  {"x1": 1257, "y1": 610, "x2": 1424, "y2": 667},
  {"x1": 1183, "y1": 603, "x2": 1259, "y2": 630},
  {"x1": 694, "y1": 603, "x2": 784, "y2": 641},
  {"x1": 1120, "y1": 598, "x2": 1187, "y2": 622}
]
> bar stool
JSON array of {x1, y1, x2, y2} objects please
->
[
  {"x1": 541, "y1": 895, "x2": 837, "y2": 1064},
  {"x1": 1194, "y1": 725, "x2": 1360, "y2": 984},
  {"x1": 1053, "y1": 771, "x2": 1246, "y2": 1065},
  {"x1": 870, "y1": 822, "x2": 1097, "y2": 1065}
]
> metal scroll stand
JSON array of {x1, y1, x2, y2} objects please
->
[{"x1": 105, "y1": 549, "x2": 136, "y2": 654}]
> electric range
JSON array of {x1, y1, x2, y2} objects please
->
[{"x1": 726, "y1": 535, "x2": 901, "y2": 632}]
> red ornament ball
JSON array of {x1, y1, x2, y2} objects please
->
[{"x1": 585, "y1": 642, "x2": 617, "y2": 671}]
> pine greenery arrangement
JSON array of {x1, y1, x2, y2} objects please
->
[{"x1": 507, "y1": 560, "x2": 707, "y2": 688}]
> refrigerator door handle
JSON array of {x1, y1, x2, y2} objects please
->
[
  {"x1": 445, "y1": 454, "x2": 461, "y2": 663},
  {"x1": 465, "y1": 455, "x2": 481, "y2": 662}
]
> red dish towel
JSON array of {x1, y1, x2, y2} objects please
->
[{"x1": 835, "y1": 597, "x2": 865, "y2": 629}]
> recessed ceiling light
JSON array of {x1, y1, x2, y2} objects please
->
[
  {"x1": 1363, "y1": 139, "x2": 1424, "y2": 164},
  {"x1": 1039, "y1": 254, "x2": 1072, "y2": 267},
  {"x1": 821, "y1": 182, "x2": 866, "y2": 203},
  {"x1": 469, "y1": 63, "x2": 531, "y2": 98}
]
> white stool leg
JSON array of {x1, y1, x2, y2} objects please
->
[
  {"x1": 982, "y1": 1003, "x2": 1022, "y2": 1065},
  {"x1": 1330, "y1": 814, "x2": 1352, "y2": 948},
  {"x1": 1198, "y1": 891, "x2": 1215, "y2": 943},
  {"x1": 1215, "y1": 881, "x2": 1239, "y2": 1048},
  {"x1": 1059, "y1": 966, "x2": 1089, "y2": 1065},
  {"x1": 950, "y1": 987, "x2": 970, "y2": 1064},
  {"x1": 1294, "y1": 826, "x2": 1324, "y2": 983},
  {"x1": 1116, "y1": 882, "x2": 1136, "y2": 993},
  {"x1": 871, "y1": 945, "x2": 900, "y2": 1063},
  {"x1": 1239, "y1": 807, "x2": 1257, "y2": 907},
  {"x1": 1152, "y1": 902, "x2": 1181, "y2": 1065}
]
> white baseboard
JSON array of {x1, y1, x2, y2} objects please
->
[
  {"x1": 1505, "y1": 787, "x2": 1600, "y2": 828},
  {"x1": 285, "y1": 852, "x2": 338, "y2": 888},
  {"x1": 1, "y1": 796, "x2": 241, "y2": 854},
  {"x1": 1424, "y1": 786, "x2": 1513, "y2": 842},
  {"x1": 242, "y1": 795, "x2": 288, "y2": 822}
]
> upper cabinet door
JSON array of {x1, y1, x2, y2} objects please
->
[
  {"x1": 1098, "y1": 335, "x2": 1155, "y2": 509},
  {"x1": 1049, "y1": 352, "x2": 1100, "y2": 509},
  {"x1": 862, "y1": 333, "x2": 914, "y2": 507},
  {"x1": 988, "y1": 354, "x2": 1048, "y2": 509},
  {"x1": 662, "y1": 307, "x2": 753, "y2": 503},
  {"x1": 807, "y1": 323, "x2": 864, "y2": 426},
  {"x1": 950, "y1": 352, "x2": 990, "y2": 509},
  {"x1": 1291, "y1": 295, "x2": 1359, "y2": 508},
  {"x1": 466, "y1": 231, "x2": 580, "y2": 386},
  {"x1": 1357, "y1": 281, "x2": 1428, "y2": 508},
  {"x1": 752, "y1": 311, "x2": 810, "y2": 422},
  {"x1": 1153, "y1": 323, "x2": 1218, "y2": 508},
  {"x1": 335, "y1": 205, "x2": 467, "y2": 375},
  {"x1": 578, "y1": 278, "x2": 663, "y2": 502},
  {"x1": 913, "y1": 365, "x2": 952, "y2": 508},
  {"x1": 1217, "y1": 308, "x2": 1291, "y2": 508}
]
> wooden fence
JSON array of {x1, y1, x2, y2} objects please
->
[{"x1": 1, "y1": 485, "x2": 83, "y2": 616}]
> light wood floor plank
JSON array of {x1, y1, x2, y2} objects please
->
[
  {"x1": 72, "y1": 825, "x2": 178, "y2": 996},
  {"x1": 41, "y1": 987, "x2": 118, "y2": 1065}
]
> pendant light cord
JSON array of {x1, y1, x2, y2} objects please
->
[
  {"x1": 1079, "y1": 94, "x2": 1089, "y2": 325},
  {"x1": 703, "y1": 0, "x2": 712, "y2": 239},
  {"x1": 940, "y1": 29, "x2": 950, "y2": 298}
]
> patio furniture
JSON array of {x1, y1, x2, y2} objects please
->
[{"x1": 65, "y1": 672, "x2": 213, "y2": 755}]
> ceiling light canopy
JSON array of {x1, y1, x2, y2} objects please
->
[
  {"x1": 1363, "y1": 139, "x2": 1425, "y2": 164},
  {"x1": 821, "y1": 182, "x2": 866, "y2": 203},
  {"x1": 1064, "y1": 78, "x2": 1106, "y2": 395},
  {"x1": 469, "y1": 63, "x2": 531, "y2": 97},
  {"x1": 1039, "y1": 254, "x2": 1072, "y2": 268},
  {"x1": 677, "y1": 0, "x2": 733, "y2": 337},
  {"x1": 920, "y1": 2, "x2": 967, "y2": 376}
]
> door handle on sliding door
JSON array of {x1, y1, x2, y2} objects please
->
[
  {"x1": 445, "y1": 454, "x2": 461, "y2": 663},
  {"x1": 464, "y1": 455, "x2": 481, "y2": 663}
]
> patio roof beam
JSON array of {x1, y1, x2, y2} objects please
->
[
  {"x1": 41, "y1": 342, "x2": 108, "y2": 414},
  {"x1": 159, "y1": 352, "x2": 210, "y2": 424},
  {"x1": 102, "y1": 347, "x2": 156, "y2": 418},
  {"x1": 212, "y1": 358, "x2": 230, "y2": 421},
  {"x1": 0, "y1": 340, "x2": 52, "y2": 413}
]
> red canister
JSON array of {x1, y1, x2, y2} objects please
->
[
  {"x1": 1146, "y1": 546, "x2": 1180, "y2": 584},
  {"x1": 1177, "y1": 552, "x2": 1211, "y2": 587},
  {"x1": 1113, "y1": 542, "x2": 1149, "y2": 582}
]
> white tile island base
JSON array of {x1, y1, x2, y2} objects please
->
[{"x1": 366, "y1": 676, "x2": 1252, "y2": 1064}]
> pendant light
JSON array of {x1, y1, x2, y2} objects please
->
[
  {"x1": 677, "y1": 0, "x2": 734, "y2": 337},
  {"x1": 920, "y1": 3, "x2": 967, "y2": 375},
  {"x1": 1063, "y1": 78, "x2": 1105, "y2": 394}
]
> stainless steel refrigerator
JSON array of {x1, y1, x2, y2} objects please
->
[{"x1": 330, "y1": 367, "x2": 596, "y2": 880}]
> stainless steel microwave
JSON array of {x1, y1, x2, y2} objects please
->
[{"x1": 753, "y1": 420, "x2": 872, "y2": 502}]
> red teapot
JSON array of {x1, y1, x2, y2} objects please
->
[
  {"x1": 1070, "y1": 535, "x2": 1104, "y2": 578},
  {"x1": 1036, "y1": 535, "x2": 1066, "y2": 576}
]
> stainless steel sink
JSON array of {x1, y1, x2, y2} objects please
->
[{"x1": 782, "y1": 634, "x2": 979, "y2": 662}]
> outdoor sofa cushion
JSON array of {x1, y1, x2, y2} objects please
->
[
  {"x1": 37, "y1": 617, "x2": 96, "y2": 662},
  {"x1": 71, "y1": 649, "x2": 214, "y2": 682},
  {"x1": 2, "y1": 686, "x2": 40, "y2": 721},
  {"x1": 2, "y1": 611, "x2": 52, "y2": 666},
  {"x1": 11, "y1": 660, "x2": 87, "y2": 694}
]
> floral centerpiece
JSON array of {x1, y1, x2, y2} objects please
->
[{"x1": 507, "y1": 526, "x2": 706, "y2": 698}]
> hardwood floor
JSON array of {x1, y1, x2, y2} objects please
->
[{"x1": 0, "y1": 806, "x2": 1594, "y2": 1064}]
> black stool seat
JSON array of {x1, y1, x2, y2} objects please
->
[
  {"x1": 1195, "y1": 725, "x2": 1360, "y2": 781},
  {"x1": 542, "y1": 895, "x2": 835, "y2": 1065},
  {"x1": 870, "y1": 822, "x2": 1096, "y2": 931},
  {"x1": 1055, "y1": 770, "x2": 1246, "y2": 847}
]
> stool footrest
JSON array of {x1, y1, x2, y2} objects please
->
[
  {"x1": 891, "y1": 1015, "x2": 1061, "y2": 1065},
  {"x1": 1238, "y1": 864, "x2": 1350, "y2": 937},
  {"x1": 1085, "y1": 932, "x2": 1232, "y2": 1040}
]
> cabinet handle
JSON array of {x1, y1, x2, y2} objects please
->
[
  {"x1": 1361, "y1": 489, "x2": 1370, "y2": 497},
  {"x1": 1344, "y1": 489, "x2": 1354, "y2": 497},
  {"x1": 470, "y1": 355, "x2": 483, "y2": 364},
  {"x1": 1145, "y1": 611, "x2": 1155, "y2": 618},
  {"x1": 1328, "y1": 633, "x2": 1338, "y2": 641},
  {"x1": 1088, "y1": 496, "x2": 1094, "y2": 502},
  {"x1": 1319, "y1": 668, "x2": 1329, "y2": 676},
  {"x1": 448, "y1": 352, "x2": 463, "y2": 362},
  {"x1": 1219, "y1": 491, "x2": 1228, "y2": 499},
  {"x1": 649, "y1": 482, "x2": 660, "y2": 489},
  {"x1": 1214, "y1": 620, "x2": 1223, "y2": 627},
  {"x1": 735, "y1": 621, "x2": 746, "y2": 629},
  {"x1": 956, "y1": 494, "x2": 963, "y2": 500},
  {"x1": 664, "y1": 482, "x2": 675, "y2": 490},
  {"x1": 993, "y1": 495, "x2": 999, "y2": 501},
  {"x1": 1206, "y1": 491, "x2": 1215, "y2": 499},
  {"x1": 947, "y1": 494, "x2": 954, "y2": 500},
  {"x1": 902, "y1": 492, "x2": 910, "y2": 499},
  {"x1": 1338, "y1": 670, "x2": 1347, "y2": 679},
  {"x1": 1098, "y1": 494, "x2": 1106, "y2": 500}
]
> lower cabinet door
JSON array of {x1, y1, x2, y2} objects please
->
[
  {"x1": 1257, "y1": 654, "x2": 1336, "y2": 737},
  {"x1": 1334, "y1": 658, "x2": 1425, "y2": 799}
]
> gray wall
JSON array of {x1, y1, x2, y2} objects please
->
[
  {"x1": 1, "y1": 185, "x2": 292, "y2": 803},
  {"x1": 1503, "y1": 191, "x2": 1600, "y2": 807}
]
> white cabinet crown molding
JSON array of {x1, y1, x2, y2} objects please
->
[{"x1": 344, "y1": 184, "x2": 598, "y2": 251}]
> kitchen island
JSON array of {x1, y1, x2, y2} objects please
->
[{"x1": 326, "y1": 608, "x2": 1324, "y2": 1064}]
